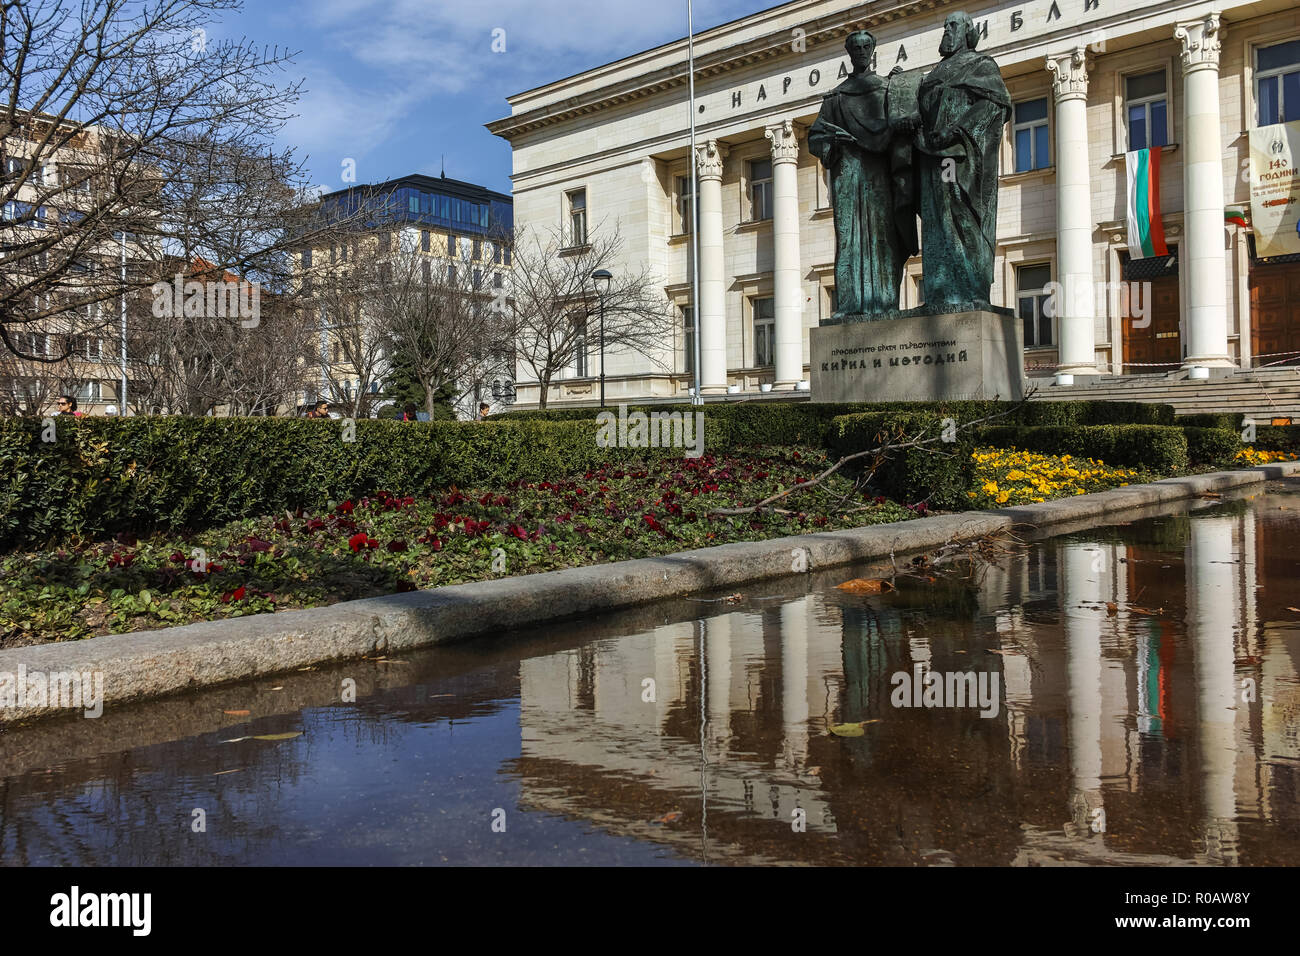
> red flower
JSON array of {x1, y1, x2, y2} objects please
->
[
  {"x1": 336, "y1": 500, "x2": 355, "y2": 514},
  {"x1": 221, "y1": 585, "x2": 246, "y2": 604},
  {"x1": 107, "y1": 551, "x2": 136, "y2": 568},
  {"x1": 507, "y1": 523, "x2": 529, "y2": 541},
  {"x1": 642, "y1": 514, "x2": 663, "y2": 532},
  {"x1": 348, "y1": 532, "x2": 377, "y2": 552},
  {"x1": 387, "y1": 539, "x2": 408, "y2": 552},
  {"x1": 169, "y1": 551, "x2": 185, "y2": 562},
  {"x1": 245, "y1": 537, "x2": 273, "y2": 553}
]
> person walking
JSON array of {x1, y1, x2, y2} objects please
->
[{"x1": 56, "y1": 395, "x2": 83, "y2": 417}]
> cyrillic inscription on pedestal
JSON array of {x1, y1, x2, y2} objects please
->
[{"x1": 810, "y1": 310, "x2": 1025, "y2": 403}]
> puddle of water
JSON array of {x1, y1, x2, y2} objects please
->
[{"x1": 2, "y1": 485, "x2": 1298, "y2": 866}]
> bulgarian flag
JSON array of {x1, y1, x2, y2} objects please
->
[
  {"x1": 1125, "y1": 147, "x2": 1169, "y2": 259},
  {"x1": 1225, "y1": 206, "x2": 1249, "y2": 229}
]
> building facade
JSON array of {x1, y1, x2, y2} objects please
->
[
  {"x1": 303, "y1": 174, "x2": 515, "y2": 419},
  {"x1": 490, "y1": 0, "x2": 1300, "y2": 408}
]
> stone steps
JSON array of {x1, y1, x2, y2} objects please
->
[{"x1": 1028, "y1": 368, "x2": 1300, "y2": 421}]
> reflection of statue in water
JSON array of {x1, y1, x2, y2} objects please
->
[
  {"x1": 808, "y1": 30, "x2": 917, "y2": 321},
  {"x1": 896, "y1": 11, "x2": 1011, "y2": 312}
]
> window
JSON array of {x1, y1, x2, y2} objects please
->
[
  {"x1": 828, "y1": 287, "x2": 838, "y2": 314},
  {"x1": 447, "y1": 234, "x2": 457, "y2": 257},
  {"x1": 681, "y1": 306, "x2": 696, "y2": 375},
  {"x1": 447, "y1": 263, "x2": 456, "y2": 282},
  {"x1": 504, "y1": 247, "x2": 512, "y2": 267},
  {"x1": 1257, "y1": 39, "x2": 1300, "y2": 126},
  {"x1": 749, "y1": 159, "x2": 773, "y2": 221},
  {"x1": 301, "y1": 248, "x2": 312, "y2": 269},
  {"x1": 76, "y1": 381, "x2": 101, "y2": 403},
  {"x1": 677, "y1": 176, "x2": 695, "y2": 234},
  {"x1": 473, "y1": 267, "x2": 481, "y2": 287},
  {"x1": 408, "y1": 195, "x2": 419, "y2": 214},
  {"x1": 421, "y1": 229, "x2": 430, "y2": 253},
  {"x1": 1013, "y1": 98, "x2": 1050, "y2": 171},
  {"x1": 567, "y1": 189, "x2": 587, "y2": 246},
  {"x1": 573, "y1": 313, "x2": 588, "y2": 377},
  {"x1": 1016, "y1": 264, "x2": 1054, "y2": 348},
  {"x1": 472, "y1": 239, "x2": 481, "y2": 260},
  {"x1": 341, "y1": 242, "x2": 349, "y2": 263},
  {"x1": 493, "y1": 272, "x2": 503, "y2": 289},
  {"x1": 1126, "y1": 71, "x2": 1168, "y2": 150},
  {"x1": 378, "y1": 231, "x2": 391, "y2": 253},
  {"x1": 493, "y1": 244, "x2": 502, "y2": 264},
  {"x1": 422, "y1": 259, "x2": 431, "y2": 284},
  {"x1": 753, "y1": 297, "x2": 775, "y2": 366},
  {"x1": 3, "y1": 157, "x2": 22, "y2": 180}
]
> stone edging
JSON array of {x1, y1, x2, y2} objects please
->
[{"x1": 2, "y1": 460, "x2": 1296, "y2": 723}]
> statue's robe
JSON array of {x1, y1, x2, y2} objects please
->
[
  {"x1": 809, "y1": 72, "x2": 917, "y2": 319},
  {"x1": 914, "y1": 49, "x2": 1011, "y2": 311}
]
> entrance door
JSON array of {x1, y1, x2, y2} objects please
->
[
  {"x1": 1249, "y1": 260, "x2": 1300, "y2": 366},
  {"x1": 1123, "y1": 272, "x2": 1181, "y2": 371}
]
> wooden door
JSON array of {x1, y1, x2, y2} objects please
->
[
  {"x1": 1249, "y1": 261, "x2": 1300, "y2": 366},
  {"x1": 1123, "y1": 273, "x2": 1181, "y2": 370}
]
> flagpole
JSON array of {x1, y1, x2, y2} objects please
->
[{"x1": 688, "y1": 0, "x2": 703, "y2": 407}]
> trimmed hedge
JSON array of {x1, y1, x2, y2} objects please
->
[
  {"x1": 1183, "y1": 427, "x2": 1241, "y2": 465},
  {"x1": 0, "y1": 416, "x2": 700, "y2": 549},
  {"x1": 826, "y1": 412, "x2": 976, "y2": 509},
  {"x1": 974, "y1": 424, "x2": 1189, "y2": 473}
]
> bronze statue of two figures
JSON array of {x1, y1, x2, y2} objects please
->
[{"x1": 809, "y1": 13, "x2": 1012, "y2": 321}]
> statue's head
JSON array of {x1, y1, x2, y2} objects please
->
[
  {"x1": 939, "y1": 12, "x2": 978, "y2": 56},
  {"x1": 845, "y1": 30, "x2": 876, "y2": 71}
]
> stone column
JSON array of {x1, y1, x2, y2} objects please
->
[
  {"x1": 1062, "y1": 541, "x2": 1105, "y2": 839},
  {"x1": 696, "y1": 140, "x2": 729, "y2": 393},
  {"x1": 1175, "y1": 13, "x2": 1233, "y2": 368},
  {"x1": 1046, "y1": 48, "x2": 1098, "y2": 377},
  {"x1": 765, "y1": 120, "x2": 803, "y2": 389}
]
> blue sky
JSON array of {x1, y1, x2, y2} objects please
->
[{"x1": 220, "y1": 0, "x2": 764, "y2": 197}]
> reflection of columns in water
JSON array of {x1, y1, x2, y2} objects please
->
[
  {"x1": 1186, "y1": 515, "x2": 1241, "y2": 863},
  {"x1": 1062, "y1": 541, "x2": 1105, "y2": 834},
  {"x1": 781, "y1": 598, "x2": 810, "y2": 769},
  {"x1": 705, "y1": 613, "x2": 732, "y2": 747}
]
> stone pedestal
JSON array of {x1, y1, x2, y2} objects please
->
[{"x1": 810, "y1": 310, "x2": 1026, "y2": 402}]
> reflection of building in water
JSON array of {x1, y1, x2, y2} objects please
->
[{"x1": 513, "y1": 504, "x2": 1300, "y2": 864}]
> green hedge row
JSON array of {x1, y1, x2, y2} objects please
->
[
  {"x1": 975, "y1": 425, "x2": 1189, "y2": 473},
  {"x1": 0, "y1": 417, "x2": 691, "y2": 549}
]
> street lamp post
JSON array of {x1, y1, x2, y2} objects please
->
[{"x1": 592, "y1": 268, "x2": 612, "y2": 408}]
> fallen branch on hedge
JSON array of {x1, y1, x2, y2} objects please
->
[{"x1": 709, "y1": 392, "x2": 1038, "y2": 517}]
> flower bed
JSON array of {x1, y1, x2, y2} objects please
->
[
  {"x1": 966, "y1": 447, "x2": 1144, "y2": 507},
  {"x1": 1, "y1": 447, "x2": 911, "y2": 645},
  {"x1": 1234, "y1": 447, "x2": 1298, "y2": 466}
]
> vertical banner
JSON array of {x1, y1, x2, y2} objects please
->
[
  {"x1": 1249, "y1": 120, "x2": 1300, "y2": 257},
  {"x1": 1125, "y1": 148, "x2": 1169, "y2": 259}
]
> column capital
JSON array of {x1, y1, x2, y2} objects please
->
[
  {"x1": 695, "y1": 139, "x2": 728, "y2": 181},
  {"x1": 1175, "y1": 12, "x2": 1224, "y2": 74},
  {"x1": 1046, "y1": 47, "x2": 1089, "y2": 102},
  {"x1": 764, "y1": 120, "x2": 800, "y2": 164}
]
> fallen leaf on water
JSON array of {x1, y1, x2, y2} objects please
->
[
  {"x1": 724, "y1": 593, "x2": 744, "y2": 604},
  {"x1": 252, "y1": 732, "x2": 302, "y2": 742},
  {"x1": 220, "y1": 736, "x2": 250, "y2": 744},
  {"x1": 1128, "y1": 605, "x2": 1164, "y2": 616},
  {"x1": 1288, "y1": 607, "x2": 1300, "y2": 613},
  {"x1": 1106, "y1": 602, "x2": 1118, "y2": 616},
  {"x1": 836, "y1": 578, "x2": 894, "y2": 594},
  {"x1": 829, "y1": 719, "x2": 882, "y2": 737},
  {"x1": 1199, "y1": 492, "x2": 1223, "y2": 499},
  {"x1": 222, "y1": 709, "x2": 250, "y2": 716},
  {"x1": 650, "y1": 811, "x2": 682, "y2": 825},
  {"x1": 269, "y1": 686, "x2": 283, "y2": 691},
  {"x1": 214, "y1": 769, "x2": 242, "y2": 775}
]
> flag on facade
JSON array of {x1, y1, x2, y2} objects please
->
[
  {"x1": 1125, "y1": 147, "x2": 1169, "y2": 259},
  {"x1": 1225, "y1": 206, "x2": 1249, "y2": 229}
]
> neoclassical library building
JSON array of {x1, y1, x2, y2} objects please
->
[{"x1": 489, "y1": 0, "x2": 1300, "y2": 407}]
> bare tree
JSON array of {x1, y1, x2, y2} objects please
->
[
  {"x1": 504, "y1": 224, "x2": 673, "y2": 410},
  {"x1": 365, "y1": 231, "x2": 508, "y2": 420},
  {"x1": 0, "y1": 0, "x2": 360, "y2": 380}
]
